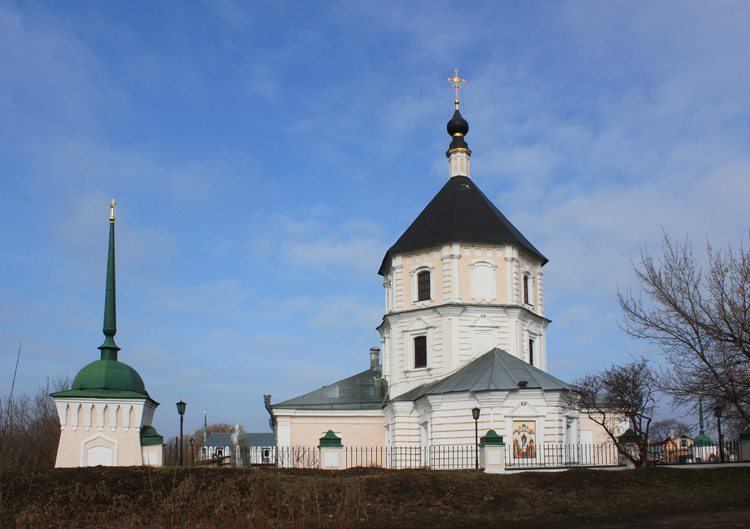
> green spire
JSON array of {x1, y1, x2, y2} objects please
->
[
  {"x1": 694, "y1": 396, "x2": 714, "y2": 447},
  {"x1": 98, "y1": 199, "x2": 120, "y2": 361}
]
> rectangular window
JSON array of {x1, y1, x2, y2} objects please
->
[
  {"x1": 523, "y1": 275, "x2": 529, "y2": 304},
  {"x1": 528, "y1": 339, "x2": 534, "y2": 366},
  {"x1": 417, "y1": 271, "x2": 431, "y2": 301},
  {"x1": 414, "y1": 335, "x2": 427, "y2": 368}
]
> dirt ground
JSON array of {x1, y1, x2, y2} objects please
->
[
  {"x1": 3, "y1": 466, "x2": 749, "y2": 528},
  {"x1": 576, "y1": 507, "x2": 750, "y2": 529}
]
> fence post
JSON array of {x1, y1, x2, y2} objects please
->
[
  {"x1": 739, "y1": 426, "x2": 750, "y2": 462},
  {"x1": 479, "y1": 429, "x2": 506, "y2": 473},
  {"x1": 318, "y1": 430, "x2": 344, "y2": 470}
]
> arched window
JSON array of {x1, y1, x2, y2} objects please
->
[
  {"x1": 417, "y1": 270, "x2": 431, "y2": 301},
  {"x1": 414, "y1": 335, "x2": 427, "y2": 368}
]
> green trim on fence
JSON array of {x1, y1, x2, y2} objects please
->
[
  {"x1": 480, "y1": 429, "x2": 505, "y2": 446},
  {"x1": 319, "y1": 430, "x2": 343, "y2": 447}
]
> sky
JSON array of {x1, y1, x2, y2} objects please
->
[{"x1": 1, "y1": 0, "x2": 749, "y2": 439}]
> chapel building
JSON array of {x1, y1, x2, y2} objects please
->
[
  {"x1": 270, "y1": 86, "x2": 596, "y2": 456},
  {"x1": 51, "y1": 202, "x2": 164, "y2": 467}
]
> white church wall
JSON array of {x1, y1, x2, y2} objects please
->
[
  {"x1": 396, "y1": 244, "x2": 548, "y2": 313},
  {"x1": 385, "y1": 401, "x2": 421, "y2": 446},
  {"x1": 386, "y1": 390, "x2": 574, "y2": 453},
  {"x1": 382, "y1": 299, "x2": 550, "y2": 399},
  {"x1": 53, "y1": 397, "x2": 158, "y2": 467}
]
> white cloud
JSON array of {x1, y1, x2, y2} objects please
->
[
  {"x1": 148, "y1": 279, "x2": 254, "y2": 314},
  {"x1": 131, "y1": 344, "x2": 169, "y2": 369},
  {"x1": 308, "y1": 296, "x2": 382, "y2": 330}
]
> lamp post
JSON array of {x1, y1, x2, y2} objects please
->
[
  {"x1": 472, "y1": 407, "x2": 481, "y2": 470},
  {"x1": 715, "y1": 406, "x2": 724, "y2": 462},
  {"x1": 189, "y1": 438, "x2": 195, "y2": 466},
  {"x1": 176, "y1": 400, "x2": 186, "y2": 466}
]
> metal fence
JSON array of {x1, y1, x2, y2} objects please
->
[
  {"x1": 647, "y1": 439, "x2": 746, "y2": 465},
  {"x1": 505, "y1": 442, "x2": 620, "y2": 469},
  {"x1": 164, "y1": 442, "x2": 619, "y2": 470},
  {"x1": 163, "y1": 440, "x2": 747, "y2": 470}
]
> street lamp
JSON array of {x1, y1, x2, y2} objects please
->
[
  {"x1": 176, "y1": 400, "x2": 186, "y2": 466},
  {"x1": 189, "y1": 438, "x2": 195, "y2": 465},
  {"x1": 472, "y1": 407, "x2": 481, "y2": 470},
  {"x1": 714, "y1": 406, "x2": 724, "y2": 462}
]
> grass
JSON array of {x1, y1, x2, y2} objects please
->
[{"x1": 1, "y1": 465, "x2": 749, "y2": 528}]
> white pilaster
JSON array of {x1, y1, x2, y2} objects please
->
[
  {"x1": 392, "y1": 260, "x2": 404, "y2": 311},
  {"x1": 504, "y1": 248, "x2": 519, "y2": 304},
  {"x1": 537, "y1": 271, "x2": 544, "y2": 317}
]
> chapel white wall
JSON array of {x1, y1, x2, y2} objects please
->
[{"x1": 53, "y1": 397, "x2": 161, "y2": 467}]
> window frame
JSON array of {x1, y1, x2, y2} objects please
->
[
  {"x1": 409, "y1": 264, "x2": 435, "y2": 307},
  {"x1": 414, "y1": 335, "x2": 427, "y2": 368},
  {"x1": 404, "y1": 317, "x2": 434, "y2": 372},
  {"x1": 417, "y1": 270, "x2": 431, "y2": 301},
  {"x1": 522, "y1": 271, "x2": 535, "y2": 307},
  {"x1": 523, "y1": 274, "x2": 530, "y2": 305},
  {"x1": 528, "y1": 338, "x2": 534, "y2": 366}
]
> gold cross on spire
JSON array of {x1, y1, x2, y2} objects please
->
[
  {"x1": 448, "y1": 68, "x2": 466, "y2": 109},
  {"x1": 110, "y1": 198, "x2": 117, "y2": 223}
]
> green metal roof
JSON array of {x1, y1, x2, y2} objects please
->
[
  {"x1": 272, "y1": 367, "x2": 386, "y2": 410},
  {"x1": 319, "y1": 430, "x2": 343, "y2": 447},
  {"x1": 51, "y1": 358, "x2": 156, "y2": 402},
  {"x1": 73, "y1": 359, "x2": 147, "y2": 393},
  {"x1": 140, "y1": 425, "x2": 164, "y2": 446},
  {"x1": 693, "y1": 433, "x2": 714, "y2": 447},
  {"x1": 480, "y1": 429, "x2": 505, "y2": 446},
  {"x1": 618, "y1": 428, "x2": 639, "y2": 444}
]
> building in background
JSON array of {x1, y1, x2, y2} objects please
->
[{"x1": 199, "y1": 428, "x2": 275, "y2": 466}]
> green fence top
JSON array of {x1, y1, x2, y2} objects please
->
[
  {"x1": 319, "y1": 430, "x2": 343, "y2": 447},
  {"x1": 480, "y1": 429, "x2": 505, "y2": 446},
  {"x1": 617, "y1": 428, "x2": 639, "y2": 444}
]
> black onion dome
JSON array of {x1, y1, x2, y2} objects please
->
[{"x1": 447, "y1": 109, "x2": 469, "y2": 137}]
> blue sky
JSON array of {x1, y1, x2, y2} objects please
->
[{"x1": 1, "y1": 1, "x2": 749, "y2": 438}]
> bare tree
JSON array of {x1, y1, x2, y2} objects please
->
[
  {"x1": 650, "y1": 418, "x2": 692, "y2": 442},
  {"x1": 0, "y1": 376, "x2": 71, "y2": 472},
  {"x1": 565, "y1": 358, "x2": 657, "y2": 468},
  {"x1": 618, "y1": 233, "x2": 750, "y2": 425}
]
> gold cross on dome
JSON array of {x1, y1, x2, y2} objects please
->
[
  {"x1": 448, "y1": 69, "x2": 466, "y2": 107},
  {"x1": 110, "y1": 198, "x2": 117, "y2": 222}
]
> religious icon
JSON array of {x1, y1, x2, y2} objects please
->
[{"x1": 512, "y1": 420, "x2": 536, "y2": 458}]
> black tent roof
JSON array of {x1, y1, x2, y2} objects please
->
[{"x1": 378, "y1": 175, "x2": 547, "y2": 275}]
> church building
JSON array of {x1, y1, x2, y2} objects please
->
[
  {"x1": 51, "y1": 201, "x2": 164, "y2": 467},
  {"x1": 269, "y1": 75, "x2": 596, "y2": 460}
]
